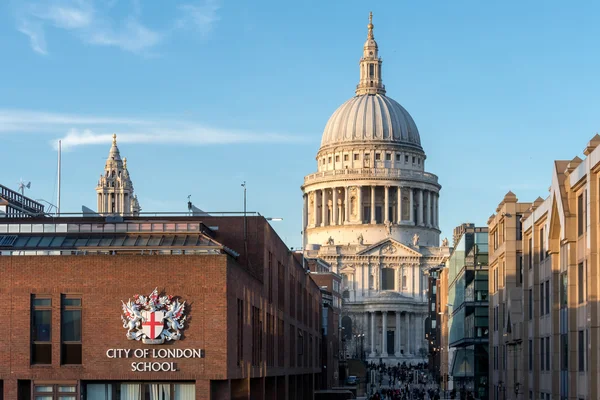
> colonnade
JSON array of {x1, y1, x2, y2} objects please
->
[
  {"x1": 363, "y1": 310, "x2": 425, "y2": 358},
  {"x1": 303, "y1": 186, "x2": 439, "y2": 229}
]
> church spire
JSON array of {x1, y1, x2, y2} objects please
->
[
  {"x1": 356, "y1": 12, "x2": 386, "y2": 96},
  {"x1": 96, "y1": 134, "x2": 140, "y2": 216}
]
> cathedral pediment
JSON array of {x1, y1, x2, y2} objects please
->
[{"x1": 356, "y1": 238, "x2": 422, "y2": 257}]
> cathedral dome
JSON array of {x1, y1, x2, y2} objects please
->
[
  {"x1": 320, "y1": 94, "x2": 421, "y2": 149},
  {"x1": 318, "y1": 12, "x2": 422, "y2": 152}
]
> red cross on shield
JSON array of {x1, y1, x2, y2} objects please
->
[{"x1": 141, "y1": 310, "x2": 164, "y2": 339}]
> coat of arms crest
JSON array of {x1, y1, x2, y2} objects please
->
[{"x1": 121, "y1": 288, "x2": 186, "y2": 344}]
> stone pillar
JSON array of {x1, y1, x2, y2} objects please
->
[
  {"x1": 415, "y1": 313, "x2": 422, "y2": 357},
  {"x1": 408, "y1": 313, "x2": 413, "y2": 354},
  {"x1": 434, "y1": 193, "x2": 439, "y2": 228},
  {"x1": 321, "y1": 189, "x2": 327, "y2": 227},
  {"x1": 382, "y1": 311, "x2": 388, "y2": 357},
  {"x1": 302, "y1": 194, "x2": 308, "y2": 231},
  {"x1": 397, "y1": 187, "x2": 402, "y2": 223},
  {"x1": 370, "y1": 185, "x2": 376, "y2": 224},
  {"x1": 344, "y1": 187, "x2": 349, "y2": 224},
  {"x1": 313, "y1": 191, "x2": 319, "y2": 227},
  {"x1": 358, "y1": 186, "x2": 364, "y2": 223},
  {"x1": 427, "y1": 191, "x2": 432, "y2": 227},
  {"x1": 395, "y1": 312, "x2": 401, "y2": 357},
  {"x1": 404, "y1": 312, "x2": 411, "y2": 355},
  {"x1": 370, "y1": 311, "x2": 376, "y2": 357},
  {"x1": 409, "y1": 188, "x2": 414, "y2": 224},
  {"x1": 384, "y1": 186, "x2": 390, "y2": 223},
  {"x1": 332, "y1": 187, "x2": 338, "y2": 225},
  {"x1": 418, "y1": 189, "x2": 424, "y2": 226}
]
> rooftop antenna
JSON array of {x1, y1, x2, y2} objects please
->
[
  {"x1": 57, "y1": 140, "x2": 61, "y2": 216},
  {"x1": 187, "y1": 195, "x2": 193, "y2": 213},
  {"x1": 18, "y1": 178, "x2": 31, "y2": 197}
]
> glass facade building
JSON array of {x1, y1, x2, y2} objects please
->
[{"x1": 446, "y1": 224, "x2": 489, "y2": 399}]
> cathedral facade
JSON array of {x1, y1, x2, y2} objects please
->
[{"x1": 302, "y1": 14, "x2": 450, "y2": 365}]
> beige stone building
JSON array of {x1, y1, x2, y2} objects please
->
[
  {"x1": 488, "y1": 134, "x2": 600, "y2": 400},
  {"x1": 488, "y1": 192, "x2": 531, "y2": 400},
  {"x1": 302, "y1": 13, "x2": 450, "y2": 365}
]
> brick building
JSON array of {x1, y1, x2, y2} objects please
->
[{"x1": 0, "y1": 215, "x2": 322, "y2": 400}]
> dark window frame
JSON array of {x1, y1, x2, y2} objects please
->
[{"x1": 31, "y1": 295, "x2": 52, "y2": 365}]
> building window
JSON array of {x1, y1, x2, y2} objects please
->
[
  {"x1": 528, "y1": 289, "x2": 533, "y2": 320},
  {"x1": 267, "y1": 252, "x2": 273, "y2": 304},
  {"x1": 237, "y1": 299, "x2": 243, "y2": 365},
  {"x1": 396, "y1": 154, "x2": 401, "y2": 161},
  {"x1": 405, "y1": 155, "x2": 409, "y2": 163},
  {"x1": 412, "y1": 156, "x2": 416, "y2": 163},
  {"x1": 335, "y1": 155, "x2": 340, "y2": 162},
  {"x1": 344, "y1": 154, "x2": 349, "y2": 161},
  {"x1": 560, "y1": 272, "x2": 567, "y2": 308},
  {"x1": 516, "y1": 214, "x2": 523, "y2": 240},
  {"x1": 251, "y1": 306, "x2": 262, "y2": 366},
  {"x1": 540, "y1": 282, "x2": 544, "y2": 316},
  {"x1": 528, "y1": 238, "x2": 533, "y2": 269},
  {"x1": 540, "y1": 337, "x2": 545, "y2": 370},
  {"x1": 578, "y1": 262, "x2": 585, "y2": 303},
  {"x1": 385, "y1": 153, "x2": 391, "y2": 161},
  {"x1": 417, "y1": 158, "x2": 421, "y2": 164},
  {"x1": 539, "y1": 227, "x2": 545, "y2": 261},
  {"x1": 375, "y1": 153, "x2": 381, "y2": 161},
  {"x1": 353, "y1": 154, "x2": 359, "y2": 161},
  {"x1": 577, "y1": 193, "x2": 584, "y2": 236},
  {"x1": 528, "y1": 339, "x2": 533, "y2": 371},
  {"x1": 545, "y1": 280, "x2": 550, "y2": 315},
  {"x1": 561, "y1": 333, "x2": 568, "y2": 371},
  {"x1": 518, "y1": 254, "x2": 523, "y2": 285},
  {"x1": 578, "y1": 330, "x2": 585, "y2": 371},
  {"x1": 31, "y1": 296, "x2": 52, "y2": 365},
  {"x1": 381, "y1": 268, "x2": 395, "y2": 290},
  {"x1": 546, "y1": 336, "x2": 550, "y2": 371},
  {"x1": 34, "y1": 384, "x2": 78, "y2": 400},
  {"x1": 61, "y1": 296, "x2": 82, "y2": 365}
]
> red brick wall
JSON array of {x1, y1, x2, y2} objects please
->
[{"x1": 0, "y1": 254, "x2": 230, "y2": 398}]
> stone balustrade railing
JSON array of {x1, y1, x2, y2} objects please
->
[{"x1": 304, "y1": 168, "x2": 439, "y2": 185}]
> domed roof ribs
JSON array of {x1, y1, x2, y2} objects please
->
[{"x1": 356, "y1": 12, "x2": 386, "y2": 96}]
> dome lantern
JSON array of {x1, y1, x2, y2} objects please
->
[{"x1": 356, "y1": 12, "x2": 385, "y2": 96}]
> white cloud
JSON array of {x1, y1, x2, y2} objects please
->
[
  {"x1": 14, "y1": 0, "x2": 180, "y2": 55},
  {"x1": 17, "y1": 19, "x2": 47, "y2": 55},
  {"x1": 0, "y1": 109, "x2": 307, "y2": 150},
  {"x1": 177, "y1": 0, "x2": 220, "y2": 36},
  {"x1": 87, "y1": 19, "x2": 163, "y2": 53}
]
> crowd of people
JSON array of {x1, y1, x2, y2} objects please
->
[{"x1": 365, "y1": 361, "x2": 442, "y2": 399}]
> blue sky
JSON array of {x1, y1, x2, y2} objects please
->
[{"x1": 1, "y1": 0, "x2": 600, "y2": 248}]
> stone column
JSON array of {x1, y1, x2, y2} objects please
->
[
  {"x1": 344, "y1": 187, "x2": 350, "y2": 224},
  {"x1": 397, "y1": 187, "x2": 403, "y2": 223},
  {"x1": 409, "y1": 188, "x2": 414, "y2": 224},
  {"x1": 332, "y1": 187, "x2": 338, "y2": 225},
  {"x1": 416, "y1": 313, "x2": 422, "y2": 357},
  {"x1": 382, "y1": 311, "x2": 388, "y2": 357},
  {"x1": 370, "y1": 311, "x2": 376, "y2": 357},
  {"x1": 434, "y1": 193, "x2": 439, "y2": 228},
  {"x1": 418, "y1": 189, "x2": 424, "y2": 226},
  {"x1": 405, "y1": 313, "x2": 411, "y2": 354},
  {"x1": 358, "y1": 186, "x2": 364, "y2": 223},
  {"x1": 313, "y1": 191, "x2": 319, "y2": 227},
  {"x1": 427, "y1": 191, "x2": 432, "y2": 227},
  {"x1": 409, "y1": 313, "x2": 414, "y2": 354},
  {"x1": 384, "y1": 186, "x2": 390, "y2": 223},
  {"x1": 321, "y1": 189, "x2": 327, "y2": 227},
  {"x1": 370, "y1": 185, "x2": 376, "y2": 224},
  {"x1": 302, "y1": 194, "x2": 308, "y2": 231},
  {"x1": 395, "y1": 312, "x2": 401, "y2": 357}
]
